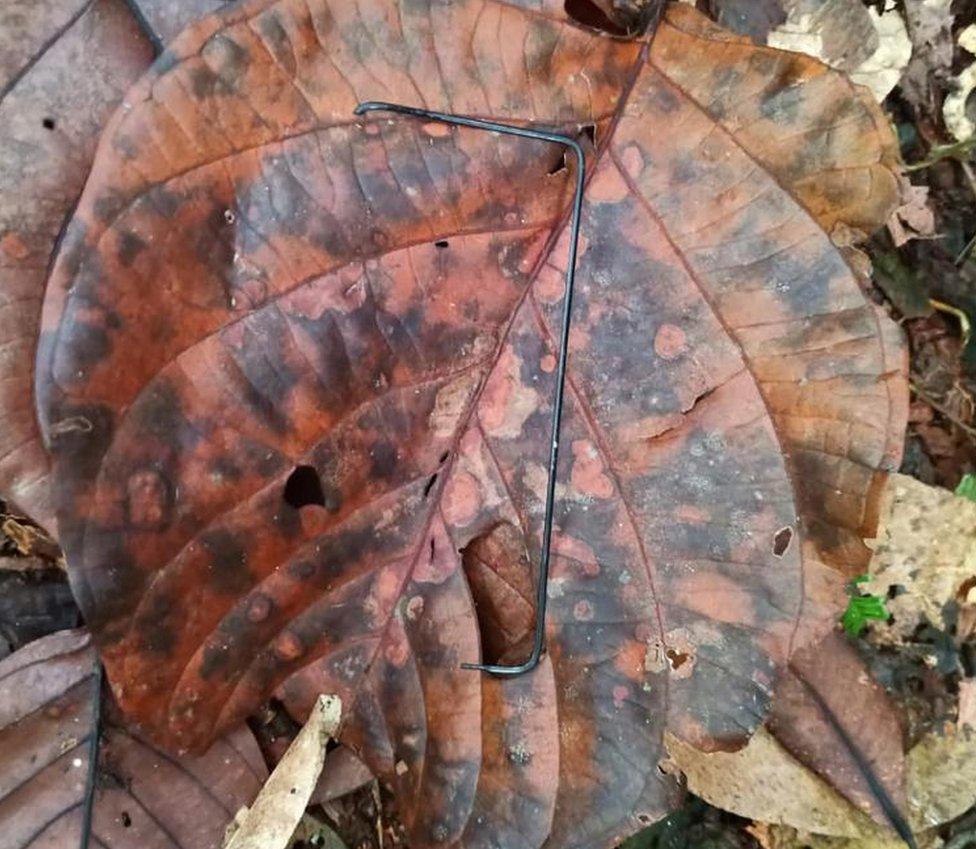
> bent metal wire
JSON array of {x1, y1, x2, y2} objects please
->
[{"x1": 354, "y1": 101, "x2": 586, "y2": 677}]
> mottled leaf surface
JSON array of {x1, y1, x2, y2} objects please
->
[
  {"x1": 0, "y1": 629, "x2": 267, "y2": 849},
  {"x1": 37, "y1": 2, "x2": 907, "y2": 847},
  {"x1": 0, "y1": 0, "x2": 153, "y2": 532}
]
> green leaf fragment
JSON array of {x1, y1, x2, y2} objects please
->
[
  {"x1": 842, "y1": 577, "x2": 889, "y2": 637},
  {"x1": 955, "y1": 473, "x2": 976, "y2": 503}
]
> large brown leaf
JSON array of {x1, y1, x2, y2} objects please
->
[
  {"x1": 36, "y1": 3, "x2": 907, "y2": 846},
  {"x1": 0, "y1": 0, "x2": 153, "y2": 533},
  {"x1": 0, "y1": 629, "x2": 267, "y2": 849}
]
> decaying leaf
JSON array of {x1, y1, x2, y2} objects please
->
[
  {"x1": 0, "y1": 0, "x2": 153, "y2": 534},
  {"x1": 906, "y1": 728, "x2": 976, "y2": 831},
  {"x1": 312, "y1": 745, "x2": 374, "y2": 805},
  {"x1": 943, "y1": 25, "x2": 976, "y2": 143},
  {"x1": 863, "y1": 473, "x2": 976, "y2": 642},
  {"x1": 887, "y1": 181, "x2": 937, "y2": 248},
  {"x1": 768, "y1": 632, "x2": 909, "y2": 830},
  {"x1": 667, "y1": 709, "x2": 976, "y2": 842},
  {"x1": 665, "y1": 727, "x2": 880, "y2": 839},
  {"x1": 1, "y1": 515, "x2": 61, "y2": 562},
  {"x1": 701, "y1": 0, "x2": 788, "y2": 42},
  {"x1": 769, "y1": 0, "x2": 879, "y2": 72},
  {"x1": 34, "y1": 2, "x2": 907, "y2": 846},
  {"x1": 749, "y1": 823, "x2": 941, "y2": 849},
  {"x1": 224, "y1": 694, "x2": 341, "y2": 849},
  {"x1": 752, "y1": 726, "x2": 976, "y2": 849},
  {"x1": 0, "y1": 629, "x2": 267, "y2": 849},
  {"x1": 666, "y1": 477, "x2": 976, "y2": 843},
  {"x1": 900, "y1": 0, "x2": 955, "y2": 115},
  {"x1": 766, "y1": 0, "x2": 913, "y2": 102}
]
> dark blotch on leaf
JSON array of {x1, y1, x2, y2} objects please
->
[
  {"x1": 368, "y1": 441, "x2": 399, "y2": 482},
  {"x1": 116, "y1": 231, "x2": 147, "y2": 267},
  {"x1": 201, "y1": 528, "x2": 251, "y2": 594}
]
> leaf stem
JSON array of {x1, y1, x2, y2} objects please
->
[{"x1": 79, "y1": 662, "x2": 103, "y2": 849}]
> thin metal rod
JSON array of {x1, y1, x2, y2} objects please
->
[
  {"x1": 354, "y1": 101, "x2": 586, "y2": 676},
  {"x1": 79, "y1": 662, "x2": 103, "y2": 849}
]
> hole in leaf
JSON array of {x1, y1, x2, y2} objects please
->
[
  {"x1": 120, "y1": 811, "x2": 132, "y2": 828},
  {"x1": 580, "y1": 123, "x2": 597, "y2": 146},
  {"x1": 283, "y1": 465, "x2": 325, "y2": 509},
  {"x1": 438, "y1": 450, "x2": 449, "y2": 464},
  {"x1": 548, "y1": 151, "x2": 568, "y2": 175},
  {"x1": 563, "y1": 0, "x2": 627, "y2": 35},
  {"x1": 429, "y1": 537, "x2": 436, "y2": 561},
  {"x1": 423, "y1": 473, "x2": 438, "y2": 497},
  {"x1": 772, "y1": 526, "x2": 793, "y2": 557},
  {"x1": 461, "y1": 522, "x2": 536, "y2": 666},
  {"x1": 666, "y1": 648, "x2": 689, "y2": 670},
  {"x1": 42, "y1": 117, "x2": 56, "y2": 130},
  {"x1": 434, "y1": 239, "x2": 449, "y2": 248}
]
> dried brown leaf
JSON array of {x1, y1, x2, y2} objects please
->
[
  {"x1": 224, "y1": 694, "x2": 340, "y2": 849},
  {"x1": 863, "y1": 473, "x2": 976, "y2": 642},
  {"x1": 0, "y1": 0, "x2": 153, "y2": 534},
  {"x1": 769, "y1": 632, "x2": 908, "y2": 829},
  {"x1": 667, "y1": 712, "x2": 976, "y2": 841},
  {"x1": 0, "y1": 629, "x2": 267, "y2": 849},
  {"x1": 901, "y1": 0, "x2": 954, "y2": 114},
  {"x1": 311, "y1": 745, "x2": 374, "y2": 805}
]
